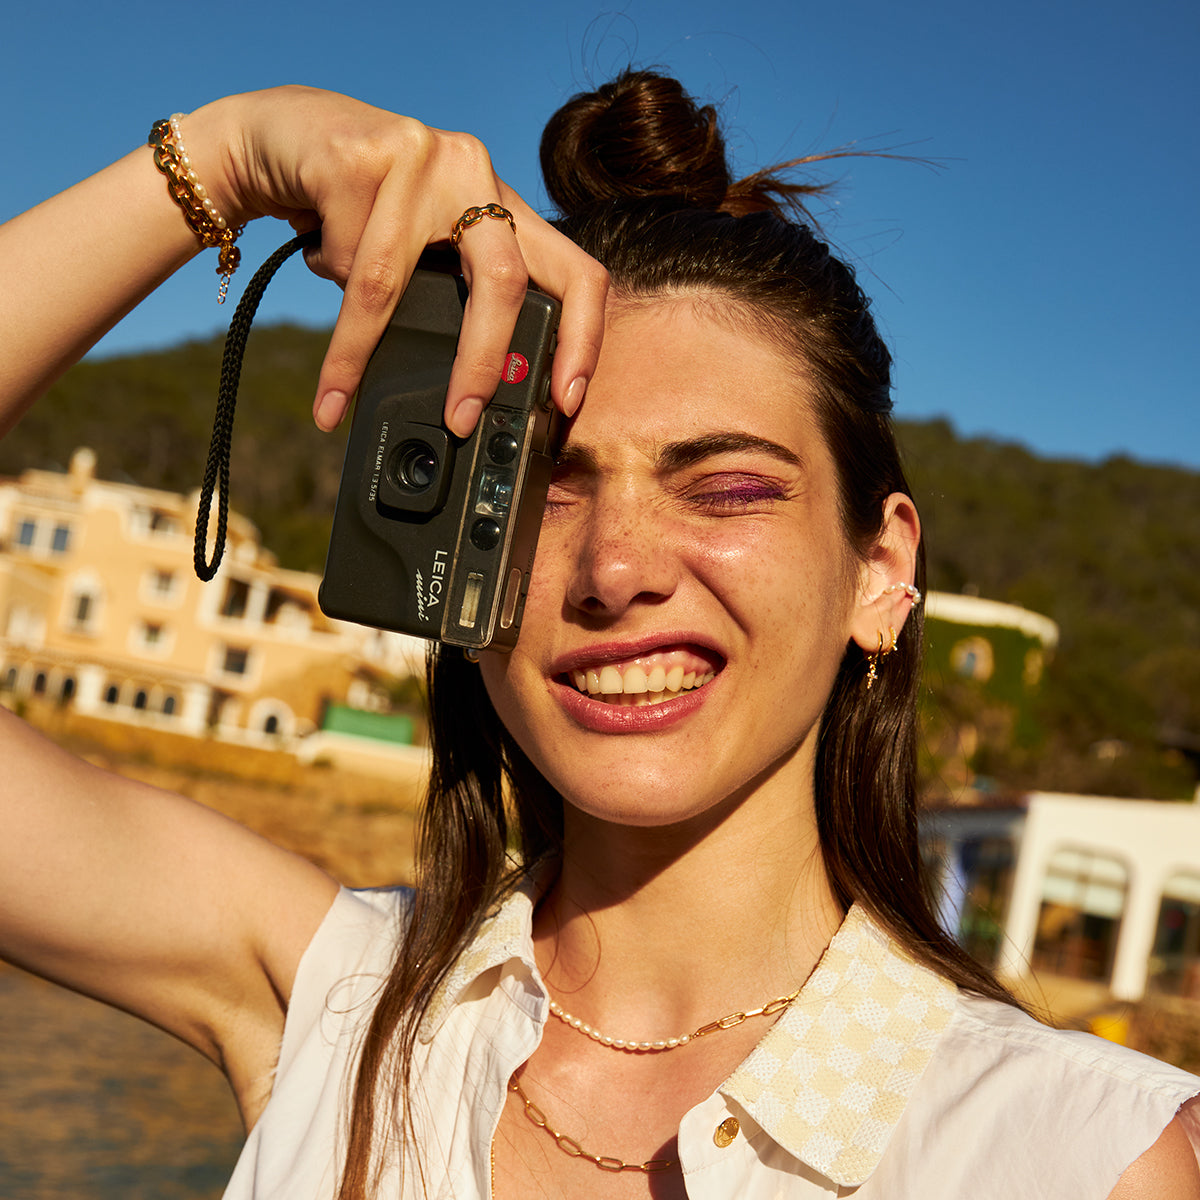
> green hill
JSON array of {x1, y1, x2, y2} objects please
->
[{"x1": 4, "y1": 326, "x2": 1197, "y2": 799}]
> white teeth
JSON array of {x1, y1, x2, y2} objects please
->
[
  {"x1": 568, "y1": 661, "x2": 717, "y2": 704},
  {"x1": 598, "y1": 665, "x2": 623, "y2": 694},
  {"x1": 623, "y1": 665, "x2": 648, "y2": 694}
]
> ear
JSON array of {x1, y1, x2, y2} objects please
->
[{"x1": 849, "y1": 493, "x2": 922, "y2": 654}]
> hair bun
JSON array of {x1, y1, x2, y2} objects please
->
[{"x1": 540, "y1": 70, "x2": 731, "y2": 215}]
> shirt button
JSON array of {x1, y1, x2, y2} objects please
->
[{"x1": 713, "y1": 1116, "x2": 740, "y2": 1148}]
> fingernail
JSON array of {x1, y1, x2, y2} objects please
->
[
  {"x1": 449, "y1": 396, "x2": 485, "y2": 438},
  {"x1": 563, "y1": 376, "x2": 587, "y2": 418},
  {"x1": 315, "y1": 390, "x2": 347, "y2": 431}
]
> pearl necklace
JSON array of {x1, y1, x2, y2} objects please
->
[{"x1": 547, "y1": 984, "x2": 801, "y2": 1052}]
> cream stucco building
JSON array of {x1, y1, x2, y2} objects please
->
[{"x1": 0, "y1": 448, "x2": 424, "y2": 750}]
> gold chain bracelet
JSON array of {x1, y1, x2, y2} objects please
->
[{"x1": 148, "y1": 115, "x2": 243, "y2": 302}]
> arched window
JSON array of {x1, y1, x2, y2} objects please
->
[
  {"x1": 33, "y1": 671, "x2": 47, "y2": 695},
  {"x1": 2, "y1": 666, "x2": 17, "y2": 692},
  {"x1": 104, "y1": 684, "x2": 120, "y2": 705},
  {"x1": 1033, "y1": 847, "x2": 1127, "y2": 984},
  {"x1": 263, "y1": 714, "x2": 280, "y2": 736},
  {"x1": 60, "y1": 676, "x2": 76, "y2": 702},
  {"x1": 133, "y1": 690, "x2": 148, "y2": 711},
  {"x1": 162, "y1": 695, "x2": 177, "y2": 716},
  {"x1": 1149, "y1": 873, "x2": 1200, "y2": 1001}
]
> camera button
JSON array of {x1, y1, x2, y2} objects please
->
[
  {"x1": 470, "y1": 518, "x2": 502, "y2": 551},
  {"x1": 487, "y1": 431, "x2": 520, "y2": 465}
]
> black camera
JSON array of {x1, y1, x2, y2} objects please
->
[{"x1": 318, "y1": 264, "x2": 561, "y2": 651}]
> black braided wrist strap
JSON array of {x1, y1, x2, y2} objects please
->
[{"x1": 194, "y1": 229, "x2": 321, "y2": 581}]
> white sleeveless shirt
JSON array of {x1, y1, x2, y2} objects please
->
[{"x1": 223, "y1": 885, "x2": 1200, "y2": 1198}]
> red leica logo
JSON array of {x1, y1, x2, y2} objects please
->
[{"x1": 503, "y1": 353, "x2": 529, "y2": 384}]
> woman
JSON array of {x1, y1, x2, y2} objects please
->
[{"x1": 1, "y1": 72, "x2": 1197, "y2": 1199}]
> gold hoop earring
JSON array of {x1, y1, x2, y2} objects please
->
[
  {"x1": 865, "y1": 632, "x2": 884, "y2": 690},
  {"x1": 865, "y1": 627, "x2": 899, "y2": 691}
]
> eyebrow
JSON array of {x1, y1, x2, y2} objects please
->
[
  {"x1": 657, "y1": 432, "x2": 804, "y2": 473},
  {"x1": 554, "y1": 432, "x2": 805, "y2": 475}
]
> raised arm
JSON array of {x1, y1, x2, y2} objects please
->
[{"x1": 0, "y1": 85, "x2": 608, "y2": 437}]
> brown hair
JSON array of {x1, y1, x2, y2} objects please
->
[{"x1": 336, "y1": 69, "x2": 1016, "y2": 1198}]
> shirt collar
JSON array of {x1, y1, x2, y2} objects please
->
[
  {"x1": 417, "y1": 873, "x2": 544, "y2": 1043},
  {"x1": 417, "y1": 883, "x2": 957, "y2": 1186},
  {"x1": 723, "y1": 903, "x2": 959, "y2": 1186}
]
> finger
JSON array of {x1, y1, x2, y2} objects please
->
[
  {"x1": 495, "y1": 189, "x2": 609, "y2": 418},
  {"x1": 447, "y1": 217, "x2": 530, "y2": 436},
  {"x1": 311, "y1": 192, "x2": 429, "y2": 431}
]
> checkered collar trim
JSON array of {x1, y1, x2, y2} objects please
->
[
  {"x1": 724, "y1": 903, "x2": 958, "y2": 1186},
  {"x1": 416, "y1": 889, "x2": 958, "y2": 1186},
  {"x1": 417, "y1": 875, "x2": 542, "y2": 1043}
]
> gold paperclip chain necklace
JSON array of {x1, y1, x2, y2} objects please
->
[{"x1": 508, "y1": 1074, "x2": 676, "y2": 1173}]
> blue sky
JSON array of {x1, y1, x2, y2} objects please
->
[{"x1": 4, "y1": 0, "x2": 1197, "y2": 468}]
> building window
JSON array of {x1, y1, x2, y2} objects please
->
[
  {"x1": 51, "y1": 524, "x2": 71, "y2": 554},
  {"x1": 1149, "y1": 874, "x2": 1200, "y2": 1001},
  {"x1": 2, "y1": 666, "x2": 17, "y2": 692},
  {"x1": 1033, "y1": 847, "x2": 1127, "y2": 984},
  {"x1": 67, "y1": 584, "x2": 102, "y2": 634},
  {"x1": 104, "y1": 684, "x2": 120, "y2": 705},
  {"x1": 222, "y1": 647, "x2": 249, "y2": 676},
  {"x1": 132, "y1": 507, "x2": 181, "y2": 538},
  {"x1": 60, "y1": 676, "x2": 76, "y2": 703},
  {"x1": 33, "y1": 671, "x2": 47, "y2": 695},
  {"x1": 951, "y1": 636, "x2": 995, "y2": 683},
  {"x1": 16, "y1": 518, "x2": 37, "y2": 548},
  {"x1": 162, "y1": 694, "x2": 177, "y2": 717},
  {"x1": 221, "y1": 579, "x2": 250, "y2": 619},
  {"x1": 263, "y1": 714, "x2": 280, "y2": 736},
  {"x1": 133, "y1": 689, "x2": 148, "y2": 711},
  {"x1": 146, "y1": 569, "x2": 178, "y2": 601},
  {"x1": 137, "y1": 622, "x2": 165, "y2": 651}
]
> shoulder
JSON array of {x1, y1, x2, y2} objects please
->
[
  {"x1": 885, "y1": 992, "x2": 1200, "y2": 1197},
  {"x1": 1107, "y1": 1115, "x2": 1200, "y2": 1199},
  {"x1": 944, "y1": 992, "x2": 1196, "y2": 1097}
]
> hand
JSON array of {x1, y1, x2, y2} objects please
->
[{"x1": 185, "y1": 87, "x2": 609, "y2": 436}]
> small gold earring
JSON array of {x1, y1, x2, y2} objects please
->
[
  {"x1": 866, "y1": 627, "x2": 901, "y2": 690},
  {"x1": 866, "y1": 631, "x2": 884, "y2": 690}
]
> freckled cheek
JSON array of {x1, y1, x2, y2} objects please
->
[
  {"x1": 694, "y1": 529, "x2": 852, "y2": 651},
  {"x1": 686, "y1": 528, "x2": 809, "y2": 604},
  {"x1": 522, "y1": 526, "x2": 574, "y2": 616}
]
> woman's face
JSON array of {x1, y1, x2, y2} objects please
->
[{"x1": 479, "y1": 297, "x2": 875, "y2": 829}]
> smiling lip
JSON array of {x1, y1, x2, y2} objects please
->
[{"x1": 551, "y1": 639, "x2": 723, "y2": 733}]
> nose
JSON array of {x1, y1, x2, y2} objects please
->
[{"x1": 565, "y1": 491, "x2": 680, "y2": 617}]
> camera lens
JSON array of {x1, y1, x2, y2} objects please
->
[{"x1": 390, "y1": 440, "x2": 439, "y2": 494}]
